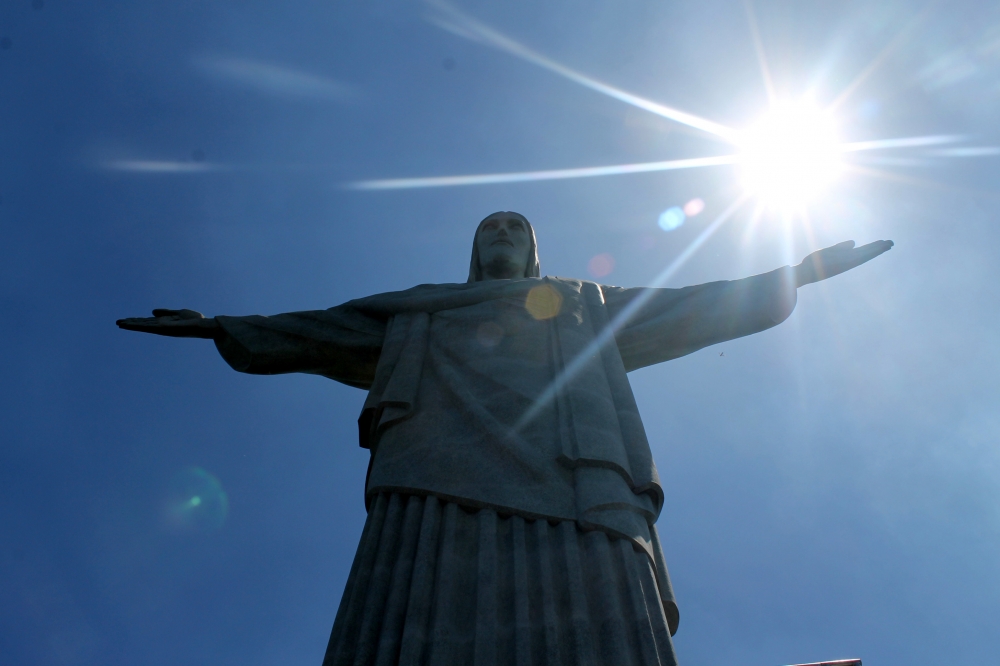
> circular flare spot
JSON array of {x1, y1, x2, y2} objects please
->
[
  {"x1": 658, "y1": 207, "x2": 685, "y2": 231},
  {"x1": 164, "y1": 467, "x2": 228, "y2": 532},
  {"x1": 683, "y1": 198, "x2": 705, "y2": 216},
  {"x1": 588, "y1": 253, "x2": 615, "y2": 278},
  {"x1": 525, "y1": 284, "x2": 563, "y2": 320}
]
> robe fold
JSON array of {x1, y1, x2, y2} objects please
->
[{"x1": 212, "y1": 267, "x2": 797, "y2": 664}]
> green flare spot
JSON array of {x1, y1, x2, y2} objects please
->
[{"x1": 165, "y1": 467, "x2": 228, "y2": 532}]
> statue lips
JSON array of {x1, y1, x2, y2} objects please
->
[{"x1": 491, "y1": 239, "x2": 514, "y2": 247}]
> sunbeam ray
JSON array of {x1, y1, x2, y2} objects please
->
[
  {"x1": 845, "y1": 163, "x2": 1000, "y2": 201},
  {"x1": 798, "y1": 206, "x2": 820, "y2": 262},
  {"x1": 740, "y1": 200, "x2": 767, "y2": 247},
  {"x1": 514, "y1": 195, "x2": 750, "y2": 432},
  {"x1": 840, "y1": 135, "x2": 965, "y2": 153},
  {"x1": 743, "y1": 0, "x2": 776, "y2": 105},
  {"x1": 346, "y1": 134, "x2": 965, "y2": 192},
  {"x1": 424, "y1": 0, "x2": 737, "y2": 141},
  {"x1": 928, "y1": 146, "x2": 1000, "y2": 157},
  {"x1": 347, "y1": 155, "x2": 738, "y2": 190},
  {"x1": 849, "y1": 155, "x2": 932, "y2": 167}
]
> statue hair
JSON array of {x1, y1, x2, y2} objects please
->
[{"x1": 467, "y1": 212, "x2": 541, "y2": 282}]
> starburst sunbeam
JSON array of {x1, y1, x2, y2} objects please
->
[
  {"x1": 840, "y1": 134, "x2": 965, "y2": 153},
  {"x1": 927, "y1": 146, "x2": 1000, "y2": 157},
  {"x1": 101, "y1": 4, "x2": 977, "y2": 216},
  {"x1": 743, "y1": 0, "x2": 776, "y2": 105},
  {"x1": 347, "y1": 155, "x2": 738, "y2": 190},
  {"x1": 425, "y1": 0, "x2": 738, "y2": 141},
  {"x1": 347, "y1": 133, "x2": 969, "y2": 196}
]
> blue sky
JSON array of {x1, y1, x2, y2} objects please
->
[{"x1": 2, "y1": 1, "x2": 999, "y2": 664}]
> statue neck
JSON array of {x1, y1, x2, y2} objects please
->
[{"x1": 481, "y1": 258, "x2": 526, "y2": 281}]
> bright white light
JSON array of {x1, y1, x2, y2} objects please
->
[{"x1": 738, "y1": 101, "x2": 843, "y2": 207}]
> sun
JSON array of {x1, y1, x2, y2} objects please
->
[
  {"x1": 737, "y1": 100, "x2": 844, "y2": 208},
  {"x1": 343, "y1": 8, "x2": 962, "y2": 198}
]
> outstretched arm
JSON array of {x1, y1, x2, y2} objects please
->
[
  {"x1": 117, "y1": 306, "x2": 386, "y2": 389},
  {"x1": 606, "y1": 238, "x2": 894, "y2": 371},
  {"x1": 117, "y1": 309, "x2": 219, "y2": 338}
]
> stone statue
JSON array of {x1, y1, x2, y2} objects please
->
[{"x1": 118, "y1": 212, "x2": 892, "y2": 666}]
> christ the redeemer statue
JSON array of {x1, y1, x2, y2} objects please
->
[{"x1": 118, "y1": 212, "x2": 892, "y2": 666}]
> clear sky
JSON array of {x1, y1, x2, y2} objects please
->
[{"x1": 2, "y1": 1, "x2": 999, "y2": 665}]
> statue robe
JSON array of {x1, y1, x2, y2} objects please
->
[{"x1": 212, "y1": 268, "x2": 797, "y2": 666}]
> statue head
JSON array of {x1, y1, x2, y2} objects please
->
[{"x1": 468, "y1": 211, "x2": 541, "y2": 282}]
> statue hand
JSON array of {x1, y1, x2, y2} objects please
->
[
  {"x1": 117, "y1": 309, "x2": 220, "y2": 339},
  {"x1": 794, "y1": 239, "x2": 894, "y2": 287}
]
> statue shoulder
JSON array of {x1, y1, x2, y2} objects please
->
[{"x1": 343, "y1": 280, "x2": 514, "y2": 315}]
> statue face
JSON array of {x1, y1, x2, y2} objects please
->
[{"x1": 476, "y1": 213, "x2": 532, "y2": 280}]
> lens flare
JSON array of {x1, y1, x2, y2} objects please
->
[
  {"x1": 164, "y1": 467, "x2": 229, "y2": 532},
  {"x1": 738, "y1": 101, "x2": 843, "y2": 207},
  {"x1": 587, "y1": 253, "x2": 615, "y2": 278},
  {"x1": 525, "y1": 284, "x2": 563, "y2": 320},
  {"x1": 683, "y1": 198, "x2": 705, "y2": 216},
  {"x1": 658, "y1": 206, "x2": 686, "y2": 231}
]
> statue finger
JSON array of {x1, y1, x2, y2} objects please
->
[
  {"x1": 152, "y1": 308, "x2": 181, "y2": 318},
  {"x1": 842, "y1": 241, "x2": 891, "y2": 269},
  {"x1": 857, "y1": 240, "x2": 893, "y2": 259}
]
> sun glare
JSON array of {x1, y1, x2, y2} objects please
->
[{"x1": 738, "y1": 101, "x2": 843, "y2": 208}]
